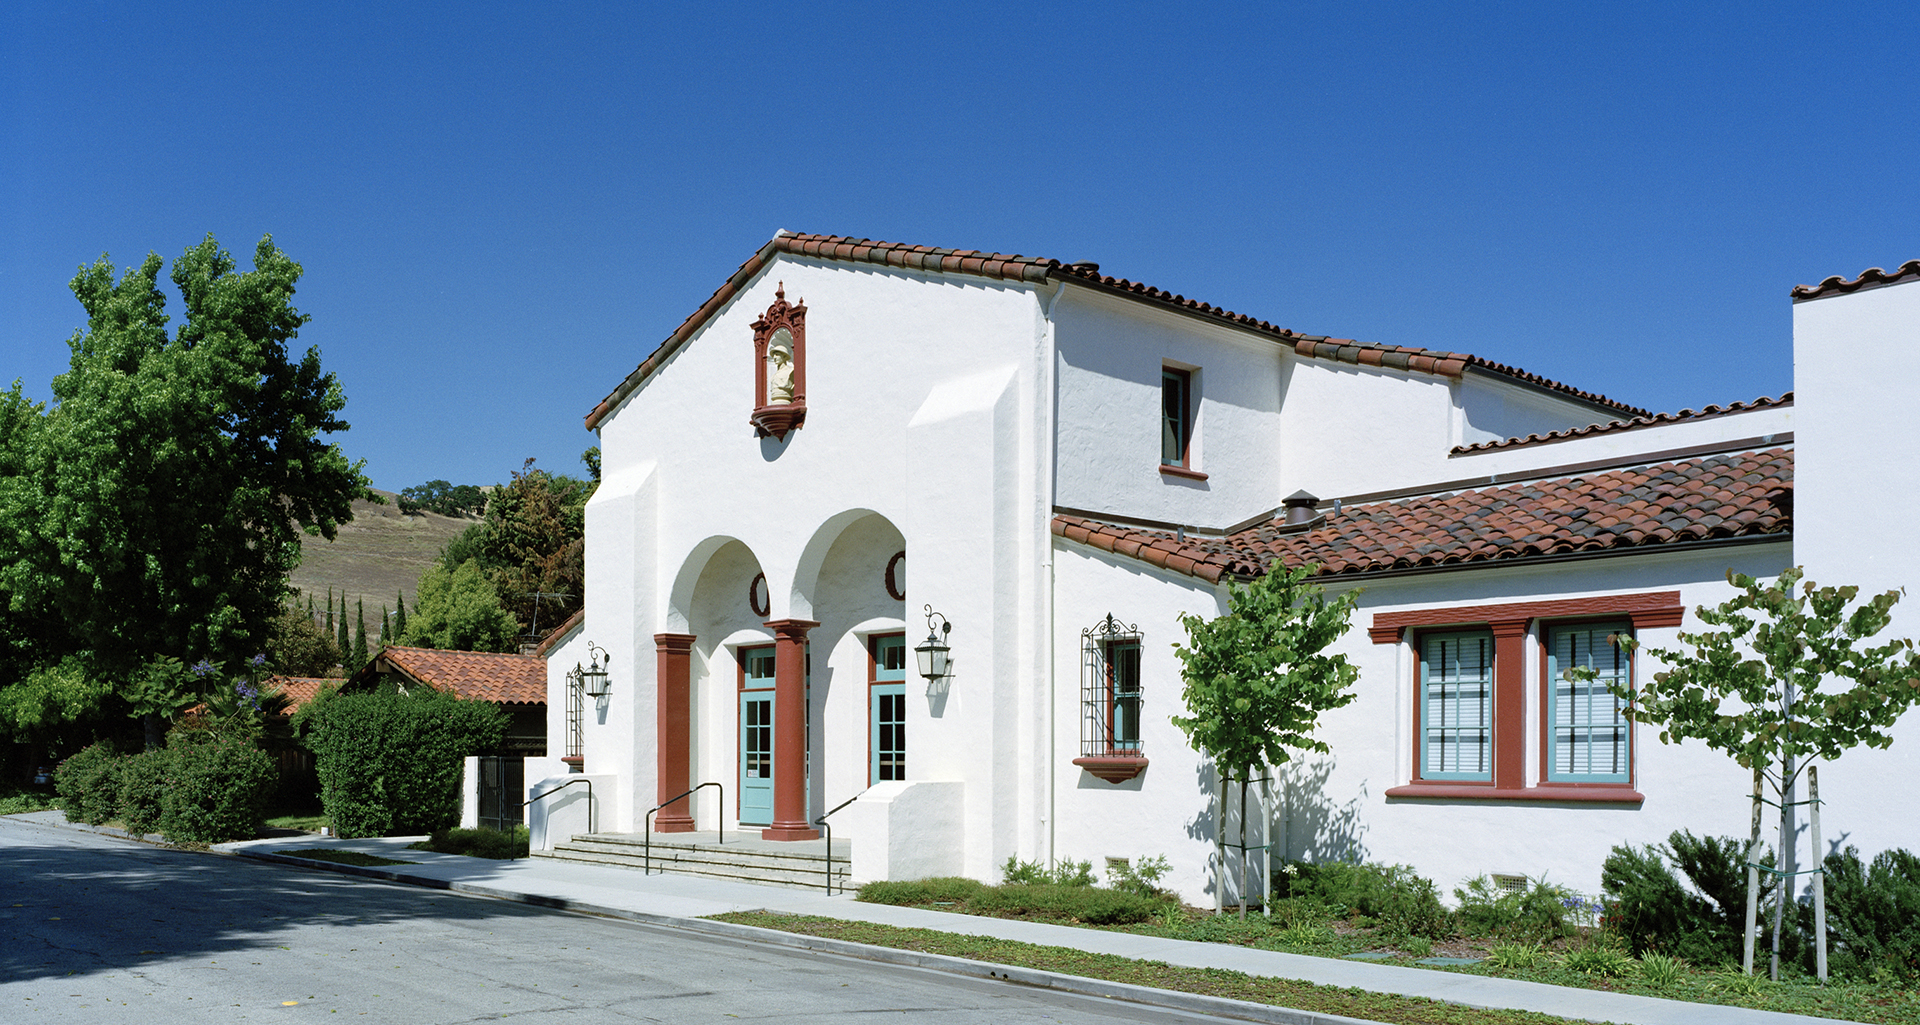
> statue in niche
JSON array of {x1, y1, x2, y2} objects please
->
[
  {"x1": 750, "y1": 284, "x2": 807, "y2": 440},
  {"x1": 767, "y1": 330, "x2": 796, "y2": 405}
]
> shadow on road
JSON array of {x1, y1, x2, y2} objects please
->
[{"x1": 1, "y1": 826, "x2": 558, "y2": 985}]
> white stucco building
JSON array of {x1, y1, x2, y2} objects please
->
[{"x1": 526, "y1": 234, "x2": 1918, "y2": 905}]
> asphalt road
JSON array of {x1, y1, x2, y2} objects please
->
[{"x1": 1, "y1": 818, "x2": 1234, "y2": 1024}]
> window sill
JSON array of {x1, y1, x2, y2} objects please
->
[
  {"x1": 1384, "y1": 782, "x2": 1643, "y2": 804},
  {"x1": 1073, "y1": 755, "x2": 1149, "y2": 783},
  {"x1": 1158, "y1": 464, "x2": 1208, "y2": 482}
]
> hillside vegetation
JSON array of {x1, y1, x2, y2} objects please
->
[{"x1": 288, "y1": 489, "x2": 472, "y2": 646}]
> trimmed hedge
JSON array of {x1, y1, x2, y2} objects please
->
[
  {"x1": 160, "y1": 734, "x2": 276, "y2": 843},
  {"x1": 54, "y1": 742, "x2": 120, "y2": 825},
  {"x1": 54, "y1": 733, "x2": 278, "y2": 843},
  {"x1": 295, "y1": 688, "x2": 507, "y2": 838}
]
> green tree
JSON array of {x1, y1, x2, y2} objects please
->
[
  {"x1": 0, "y1": 658, "x2": 111, "y2": 757},
  {"x1": 1616, "y1": 566, "x2": 1920, "y2": 979},
  {"x1": 336, "y1": 593, "x2": 351, "y2": 656},
  {"x1": 399, "y1": 561, "x2": 520, "y2": 653},
  {"x1": 1172, "y1": 563, "x2": 1360, "y2": 917},
  {"x1": 350, "y1": 598, "x2": 369, "y2": 672},
  {"x1": 393, "y1": 591, "x2": 408, "y2": 637},
  {"x1": 268, "y1": 600, "x2": 339, "y2": 677},
  {"x1": 480, "y1": 458, "x2": 592, "y2": 640},
  {"x1": 398, "y1": 480, "x2": 486, "y2": 518},
  {"x1": 0, "y1": 236, "x2": 369, "y2": 696}
]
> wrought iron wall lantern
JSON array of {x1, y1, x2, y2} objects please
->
[
  {"x1": 915, "y1": 605, "x2": 952, "y2": 681},
  {"x1": 580, "y1": 642, "x2": 612, "y2": 698}
]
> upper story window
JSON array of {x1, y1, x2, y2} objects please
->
[{"x1": 1161, "y1": 368, "x2": 1192, "y2": 467}]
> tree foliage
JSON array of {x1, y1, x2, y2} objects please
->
[
  {"x1": 0, "y1": 234, "x2": 369, "y2": 682},
  {"x1": 479, "y1": 458, "x2": 590, "y2": 638},
  {"x1": 399, "y1": 561, "x2": 520, "y2": 653},
  {"x1": 1172, "y1": 563, "x2": 1361, "y2": 775},
  {"x1": 398, "y1": 479, "x2": 486, "y2": 518},
  {"x1": 1616, "y1": 567, "x2": 1920, "y2": 770},
  {"x1": 267, "y1": 600, "x2": 340, "y2": 677}
]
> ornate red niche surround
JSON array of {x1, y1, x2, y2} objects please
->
[
  {"x1": 1371, "y1": 591, "x2": 1682, "y2": 803},
  {"x1": 750, "y1": 284, "x2": 807, "y2": 440}
]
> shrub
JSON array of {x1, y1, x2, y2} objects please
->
[
  {"x1": 1638, "y1": 951, "x2": 1685, "y2": 989},
  {"x1": 857, "y1": 877, "x2": 986, "y2": 905},
  {"x1": 159, "y1": 733, "x2": 276, "y2": 843},
  {"x1": 54, "y1": 743, "x2": 120, "y2": 825},
  {"x1": 1106, "y1": 855, "x2": 1172, "y2": 898},
  {"x1": 1486, "y1": 941, "x2": 1547, "y2": 970},
  {"x1": 295, "y1": 688, "x2": 507, "y2": 838},
  {"x1": 1002, "y1": 856, "x2": 1095, "y2": 887},
  {"x1": 972, "y1": 883, "x2": 1165, "y2": 925},
  {"x1": 413, "y1": 825, "x2": 529, "y2": 859},
  {"x1": 1455, "y1": 875, "x2": 1572, "y2": 944},
  {"x1": 114, "y1": 748, "x2": 172, "y2": 837},
  {"x1": 1561, "y1": 937, "x2": 1636, "y2": 977},
  {"x1": 1601, "y1": 830, "x2": 1767, "y2": 965},
  {"x1": 1284, "y1": 861, "x2": 1452, "y2": 940},
  {"x1": 1818, "y1": 846, "x2": 1920, "y2": 981}
]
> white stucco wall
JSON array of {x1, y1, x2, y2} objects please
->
[
  {"x1": 1048, "y1": 534, "x2": 1804, "y2": 906},
  {"x1": 588, "y1": 255, "x2": 1053, "y2": 874},
  {"x1": 1053, "y1": 288, "x2": 1284, "y2": 529},
  {"x1": 1792, "y1": 276, "x2": 1920, "y2": 868},
  {"x1": 1447, "y1": 401, "x2": 1794, "y2": 483}
]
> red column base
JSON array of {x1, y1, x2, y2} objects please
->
[
  {"x1": 761, "y1": 822, "x2": 821, "y2": 841},
  {"x1": 654, "y1": 812, "x2": 696, "y2": 833}
]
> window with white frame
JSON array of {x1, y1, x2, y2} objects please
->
[
  {"x1": 1546, "y1": 622, "x2": 1632, "y2": 782},
  {"x1": 1081, "y1": 614, "x2": 1143, "y2": 756}
]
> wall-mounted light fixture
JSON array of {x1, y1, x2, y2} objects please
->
[
  {"x1": 580, "y1": 642, "x2": 612, "y2": 697},
  {"x1": 915, "y1": 605, "x2": 952, "y2": 682}
]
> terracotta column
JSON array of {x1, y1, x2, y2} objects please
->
[
  {"x1": 761, "y1": 618, "x2": 820, "y2": 840},
  {"x1": 653, "y1": 633, "x2": 697, "y2": 832},
  {"x1": 1490, "y1": 619, "x2": 1529, "y2": 791}
]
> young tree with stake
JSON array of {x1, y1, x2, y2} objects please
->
[{"x1": 1173, "y1": 563, "x2": 1359, "y2": 918}]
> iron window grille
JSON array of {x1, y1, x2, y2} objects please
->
[
  {"x1": 1081, "y1": 614, "x2": 1144, "y2": 756},
  {"x1": 566, "y1": 665, "x2": 584, "y2": 761}
]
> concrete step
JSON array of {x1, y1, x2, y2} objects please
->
[{"x1": 534, "y1": 832, "x2": 851, "y2": 891}]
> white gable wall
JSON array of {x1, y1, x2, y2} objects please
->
[{"x1": 1792, "y1": 276, "x2": 1920, "y2": 867}]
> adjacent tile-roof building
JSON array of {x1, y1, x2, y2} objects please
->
[
  {"x1": 1449, "y1": 393, "x2": 1793, "y2": 455},
  {"x1": 263, "y1": 676, "x2": 335, "y2": 716},
  {"x1": 1053, "y1": 447, "x2": 1793, "y2": 583},
  {"x1": 356, "y1": 646, "x2": 547, "y2": 706},
  {"x1": 1792, "y1": 259, "x2": 1920, "y2": 302}
]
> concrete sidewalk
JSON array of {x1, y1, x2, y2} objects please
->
[{"x1": 9, "y1": 811, "x2": 1851, "y2": 1025}]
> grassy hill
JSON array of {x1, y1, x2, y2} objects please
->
[{"x1": 288, "y1": 490, "x2": 473, "y2": 645}]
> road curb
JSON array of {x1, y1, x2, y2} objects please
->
[{"x1": 227, "y1": 847, "x2": 1388, "y2": 1025}]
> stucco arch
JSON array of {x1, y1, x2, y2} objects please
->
[
  {"x1": 788, "y1": 508, "x2": 906, "y2": 622},
  {"x1": 666, "y1": 534, "x2": 764, "y2": 634}
]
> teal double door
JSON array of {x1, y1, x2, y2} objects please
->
[{"x1": 739, "y1": 635, "x2": 908, "y2": 827}]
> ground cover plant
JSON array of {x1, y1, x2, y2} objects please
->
[
  {"x1": 853, "y1": 855, "x2": 1920, "y2": 1023},
  {"x1": 408, "y1": 825, "x2": 530, "y2": 859},
  {"x1": 711, "y1": 911, "x2": 1589, "y2": 1025},
  {"x1": 0, "y1": 780, "x2": 59, "y2": 815}
]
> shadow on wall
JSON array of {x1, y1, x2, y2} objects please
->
[{"x1": 1276, "y1": 756, "x2": 1369, "y2": 865}]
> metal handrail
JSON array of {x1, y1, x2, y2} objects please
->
[
  {"x1": 644, "y1": 781, "x2": 724, "y2": 876},
  {"x1": 523, "y1": 777, "x2": 595, "y2": 836},
  {"x1": 812, "y1": 788, "x2": 868, "y2": 894}
]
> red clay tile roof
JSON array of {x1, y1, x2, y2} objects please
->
[
  {"x1": 1450, "y1": 394, "x2": 1792, "y2": 455},
  {"x1": 585, "y1": 232, "x2": 1648, "y2": 429},
  {"x1": 264, "y1": 676, "x2": 336, "y2": 715},
  {"x1": 373, "y1": 646, "x2": 547, "y2": 705},
  {"x1": 1053, "y1": 448, "x2": 1792, "y2": 582},
  {"x1": 1792, "y1": 260, "x2": 1920, "y2": 302}
]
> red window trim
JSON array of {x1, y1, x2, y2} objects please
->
[
  {"x1": 1375, "y1": 592, "x2": 1675, "y2": 804},
  {"x1": 1159, "y1": 464, "x2": 1210, "y2": 482}
]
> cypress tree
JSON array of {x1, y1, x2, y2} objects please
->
[
  {"x1": 337, "y1": 594, "x2": 351, "y2": 655},
  {"x1": 395, "y1": 590, "x2": 408, "y2": 637},
  {"x1": 325, "y1": 587, "x2": 335, "y2": 633},
  {"x1": 352, "y1": 598, "x2": 369, "y2": 672}
]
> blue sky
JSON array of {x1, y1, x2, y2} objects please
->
[{"x1": 5, "y1": 3, "x2": 1915, "y2": 492}]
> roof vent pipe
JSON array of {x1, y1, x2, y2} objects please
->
[{"x1": 1282, "y1": 490, "x2": 1320, "y2": 527}]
